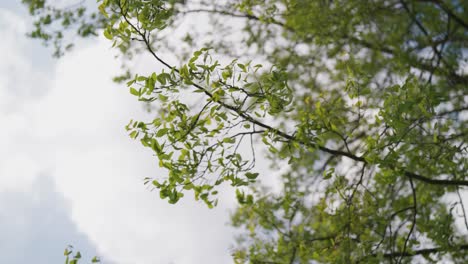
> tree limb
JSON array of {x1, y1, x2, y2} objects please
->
[{"x1": 119, "y1": 3, "x2": 468, "y2": 188}]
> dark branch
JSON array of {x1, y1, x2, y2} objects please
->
[
  {"x1": 382, "y1": 244, "x2": 468, "y2": 258},
  {"x1": 398, "y1": 178, "x2": 417, "y2": 263},
  {"x1": 427, "y1": 0, "x2": 468, "y2": 30},
  {"x1": 404, "y1": 171, "x2": 468, "y2": 187}
]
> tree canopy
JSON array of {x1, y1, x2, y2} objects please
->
[{"x1": 23, "y1": 0, "x2": 467, "y2": 263}]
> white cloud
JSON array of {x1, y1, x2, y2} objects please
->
[
  {"x1": 0, "y1": 9, "x2": 50, "y2": 113},
  {"x1": 40, "y1": 39, "x2": 237, "y2": 263},
  {"x1": 0, "y1": 8, "x2": 49, "y2": 193},
  {"x1": 0, "y1": 6, "x2": 237, "y2": 263}
]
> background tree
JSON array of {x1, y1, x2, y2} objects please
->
[{"x1": 24, "y1": 0, "x2": 467, "y2": 263}]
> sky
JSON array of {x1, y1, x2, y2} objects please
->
[
  {"x1": 0, "y1": 2, "x2": 241, "y2": 263},
  {"x1": 1, "y1": 2, "x2": 467, "y2": 264}
]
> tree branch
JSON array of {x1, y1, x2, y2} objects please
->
[
  {"x1": 120, "y1": 3, "x2": 468, "y2": 188},
  {"x1": 404, "y1": 171, "x2": 468, "y2": 187},
  {"x1": 179, "y1": 7, "x2": 468, "y2": 85},
  {"x1": 420, "y1": 0, "x2": 468, "y2": 30},
  {"x1": 381, "y1": 244, "x2": 468, "y2": 258},
  {"x1": 398, "y1": 178, "x2": 417, "y2": 263}
]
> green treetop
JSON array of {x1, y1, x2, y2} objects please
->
[{"x1": 24, "y1": 0, "x2": 467, "y2": 263}]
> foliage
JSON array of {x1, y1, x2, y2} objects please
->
[
  {"x1": 63, "y1": 245, "x2": 100, "y2": 264},
  {"x1": 24, "y1": 0, "x2": 468, "y2": 263}
]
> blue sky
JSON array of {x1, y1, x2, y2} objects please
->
[
  {"x1": 0, "y1": 175, "x2": 99, "y2": 263},
  {"x1": 0, "y1": 1, "x2": 239, "y2": 263}
]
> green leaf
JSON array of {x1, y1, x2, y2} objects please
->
[
  {"x1": 156, "y1": 128, "x2": 168, "y2": 137},
  {"x1": 323, "y1": 168, "x2": 334, "y2": 180},
  {"x1": 98, "y1": 4, "x2": 108, "y2": 18},
  {"x1": 103, "y1": 28, "x2": 112, "y2": 40},
  {"x1": 129, "y1": 130, "x2": 138, "y2": 139},
  {"x1": 223, "y1": 137, "x2": 236, "y2": 144},
  {"x1": 158, "y1": 94, "x2": 169, "y2": 102},
  {"x1": 130, "y1": 87, "x2": 139, "y2": 96},
  {"x1": 245, "y1": 172, "x2": 259, "y2": 180}
]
